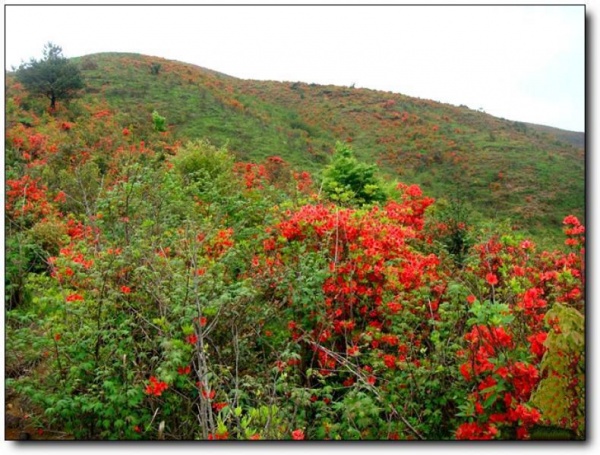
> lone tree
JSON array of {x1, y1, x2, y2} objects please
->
[{"x1": 16, "y1": 42, "x2": 84, "y2": 110}]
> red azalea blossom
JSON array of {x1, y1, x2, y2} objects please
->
[
  {"x1": 66, "y1": 293, "x2": 84, "y2": 302},
  {"x1": 186, "y1": 334, "x2": 198, "y2": 345},
  {"x1": 204, "y1": 390, "x2": 216, "y2": 400},
  {"x1": 455, "y1": 422, "x2": 498, "y2": 440},
  {"x1": 347, "y1": 345, "x2": 359, "y2": 356},
  {"x1": 485, "y1": 273, "x2": 498, "y2": 286},
  {"x1": 527, "y1": 332, "x2": 548, "y2": 359},
  {"x1": 208, "y1": 430, "x2": 229, "y2": 440},
  {"x1": 383, "y1": 354, "x2": 397, "y2": 369},
  {"x1": 54, "y1": 191, "x2": 67, "y2": 203},
  {"x1": 145, "y1": 376, "x2": 168, "y2": 396},
  {"x1": 291, "y1": 429, "x2": 305, "y2": 440},
  {"x1": 563, "y1": 215, "x2": 580, "y2": 226},
  {"x1": 177, "y1": 365, "x2": 191, "y2": 375},
  {"x1": 212, "y1": 402, "x2": 228, "y2": 412}
]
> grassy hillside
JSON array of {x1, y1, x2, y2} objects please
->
[
  {"x1": 523, "y1": 122, "x2": 585, "y2": 149},
  {"x1": 8, "y1": 52, "x2": 584, "y2": 243}
]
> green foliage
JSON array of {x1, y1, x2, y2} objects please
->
[
  {"x1": 152, "y1": 110, "x2": 167, "y2": 132},
  {"x1": 321, "y1": 142, "x2": 387, "y2": 206},
  {"x1": 430, "y1": 188, "x2": 475, "y2": 267},
  {"x1": 531, "y1": 303, "x2": 585, "y2": 437},
  {"x1": 4, "y1": 233, "x2": 47, "y2": 310},
  {"x1": 16, "y1": 42, "x2": 84, "y2": 110},
  {"x1": 170, "y1": 139, "x2": 235, "y2": 196}
]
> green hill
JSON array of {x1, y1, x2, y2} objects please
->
[{"x1": 9, "y1": 52, "x2": 584, "y2": 242}]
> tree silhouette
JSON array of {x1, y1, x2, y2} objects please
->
[{"x1": 16, "y1": 42, "x2": 84, "y2": 110}]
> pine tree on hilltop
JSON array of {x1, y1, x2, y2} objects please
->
[{"x1": 16, "y1": 42, "x2": 84, "y2": 110}]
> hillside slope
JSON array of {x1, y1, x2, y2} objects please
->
[{"x1": 8, "y1": 52, "x2": 584, "y2": 241}]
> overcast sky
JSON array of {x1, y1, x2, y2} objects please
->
[{"x1": 4, "y1": 3, "x2": 585, "y2": 132}]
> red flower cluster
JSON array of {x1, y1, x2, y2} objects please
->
[
  {"x1": 186, "y1": 334, "x2": 198, "y2": 345},
  {"x1": 234, "y1": 162, "x2": 267, "y2": 189},
  {"x1": 208, "y1": 430, "x2": 229, "y2": 440},
  {"x1": 177, "y1": 365, "x2": 191, "y2": 375},
  {"x1": 121, "y1": 285, "x2": 132, "y2": 294},
  {"x1": 260, "y1": 183, "x2": 445, "y2": 384},
  {"x1": 485, "y1": 273, "x2": 498, "y2": 286},
  {"x1": 204, "y1": 228, "x2": 234, "y2": 259},
  {"x1": 212, "y1": 402, "x2": 227, "y2": 412},
  {"x1": 455, "y1": 422, "x2": 498, "y2": 440},
  {"x1": 5, "y1": 175, "x2": 52, "y2": 220},
  {"x1": 563, "y1": 215, "x2": 585, "y2": 247},
  {"x1": 145, "y1": 376, "x2": 168, "y2": 396},
  {"x1": 66, "y1": 293, "x2": 84, "y2": 302}
]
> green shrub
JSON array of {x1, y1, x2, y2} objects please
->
[{"x1": 321, "y1": 142, "x2": 387, "y2": 206}]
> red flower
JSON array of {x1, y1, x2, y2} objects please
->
[
  {"x1": 455, "y1": 422, "x2": 498, "y2": 440},
  {"x1": 122, "y1": 128, "x2": 130, "y2": 136},
  {"x1": 66, "y1": 293, "x2": 84, "y2": 302},
  {"x1": 347, "y1": 345, "x2": 359, "y2": 356},
  {"x1": 527, "y1": 332, "x2": 548, "y2": 359},
  {"x1": 563, "y1": 215, "x2": 580, "y2": 226},
  {"x1": 186, "y1": 334, "x2": 198, "y2": 345},
  {"x1": 177, "y1": 365, "x2": 191, "y2": 375},
  {"x1": 54, "y1": 333, "x2": 61, "y2": 342},
  {"x1": 53, "y1": 191, "x2": 67, "y2": 203},
  {"x1": 459, "y1": 363, "x2": 472, "y2": 381},
  {"x1": 485, "y1": 273, "x2": 498, "y2": 286},
  {"x1": 212, "y1": 402, "x2": 228, "y2": 412},
  {"x1": 134, "y1": 425, "x2": 142, "y2": 433},
  {"x1": 475, "y1": 401, "x2": 484, "y2": 415},
  {"x1": 145, "y1": 376, "x2": 168, "y2": 396},
  {"x1": 209, "y1": 430, "x2": 229, "y2": 440},
  {"x1": 383, "y1": 354, "x2": 397, "y2": 369},
  {"x1": 466, "y1": 294, "x2": 476, "y2": 304},
  {"x1": 202, "y1": 389, "x2": 216, "y2": 400},
  {"x1": 120, "y1": 285, "x2": 131, "y2": 294},
  {"x1": 291, "y1": 429, "x2": 305, "y2": 440}
]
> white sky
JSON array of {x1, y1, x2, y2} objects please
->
[{"x1": 3, "y1": 2, "x2": 586, "y2": 132}]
